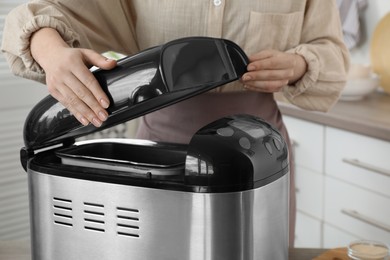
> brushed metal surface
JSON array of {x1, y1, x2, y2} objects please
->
[
  {"x1": 0, "y1": 240, "x2": 327, "y2": 260},
  {"x1": 28, "y1": 170, "x2": 289, "y2": 260}
]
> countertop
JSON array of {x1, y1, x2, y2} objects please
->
[
  {"x1": 0, "y1": 240, "x2": 327, "y2": 260},
  {"x1": 277, "y1": 91, "x2": 390, "y2": 142}
]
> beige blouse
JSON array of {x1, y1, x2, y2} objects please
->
[{"x1": 1, "y1": 0, "x2": 349, "y2": 112}]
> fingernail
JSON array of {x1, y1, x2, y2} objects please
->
[
  {"x1": 100, "y1": 98, "x2": 109, "y2": 108},
  {"x1": 105, "y1": 58, "x2": 114, "y2": 62},
  {"x1": 243, "y1": 75, "x2": 252, "y2": 81},
  {"x1": 248, "y1": 65, "x2": 256, "y2": 71},
  {"x1": 92, "y1": 117, "x2": 102, "y2": 127},
  {"x1": 99, "y1": 111, "x2": 108, "y2": 121},
  {"x1": 80, "y1": 117, "x2": 89, "y2": 126}
]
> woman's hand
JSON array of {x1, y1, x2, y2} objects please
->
[
  {"x1": 241, "y1": 49, "x2": 307, "y2": 93},
  {"x1": 30, "y1": 28, "x2": 117, "y2": 127}
]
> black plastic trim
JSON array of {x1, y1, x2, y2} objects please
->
[{"x1": 27, "y1": 150, "x2": 288, "y2": 193}]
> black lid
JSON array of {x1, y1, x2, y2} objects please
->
[
  {"x1": 184, "y1": 114, "x2": 289, "y2": 192},
  {"x1": 23, "y1": 37, "x2": 248, "y2": 151}
]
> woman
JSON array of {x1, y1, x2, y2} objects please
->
[{"x1": 1, "y1": 0, "x2": 349, "y2": 246}]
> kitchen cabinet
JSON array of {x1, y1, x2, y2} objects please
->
[
  {"x1": 283, "y1": 116, "x2": 324, "y2": 174},
  {"x1": 324, "y1": 127, "x2": 390, "y2": 245},
  {"x1": 283, "y1": 115, "x2": 390, "y2": 248},
  {"x1": 295, "y1": 166, "x2": 324, "y2": 220},
  {"x1": 295, "y1": 212, "x2": 322, "y2": 248},
  {"x1": 283, "y1": 116, "x2": 325, "y2": 248},
  {"x1": 325, "y1": 127, "x2": 390, "y2": 198},
  {"x1": 324, "y1": 177, "x2": 390, "y2": 243},
  {"x1": 323, "y1": 224, "x2": 359, "y2": 248}
]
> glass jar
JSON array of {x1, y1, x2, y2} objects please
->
[{"x1": 348, "y1": 240, "x2": 389, "y2": 260}]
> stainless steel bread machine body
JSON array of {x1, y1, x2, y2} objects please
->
[{"x1": 21, "y1": 37, "x2": 289, "y2": 260}]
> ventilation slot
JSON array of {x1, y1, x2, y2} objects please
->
[
  {"x1": 52, "y1": 197, "x2": 73, "y2": 227},
  {"x1": 117, "y1": 207, "x2": 140, "y2": 238},
  {"x1": 83, "y1": 202, "x2": 105, "y2": 233}
]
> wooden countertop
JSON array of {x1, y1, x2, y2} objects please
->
[
  {"x1": 0, "y1": 240, "x2": 327, "y2": 260},
  {"x1": 277, "y1": 91, "x2": 390, "y2": 142}
]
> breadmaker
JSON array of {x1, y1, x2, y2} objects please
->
[{"x1": 20, "y1": 37, "x2": 289, "y2": 260}]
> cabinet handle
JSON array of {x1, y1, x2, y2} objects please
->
[
  {"x1": 342, "y1": 158, "x2": 390, "y2": 178},
  {"x1": 341, "y1": 209, "x2": 390, "y2": 232}
]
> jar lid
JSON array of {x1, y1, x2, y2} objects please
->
[{"x1": 348, "y1": 240, "x2": 389, "y2": 259}]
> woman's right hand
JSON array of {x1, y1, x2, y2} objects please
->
[{"x1": 30, "y1": 28, "x2": 117, "y2": 127}]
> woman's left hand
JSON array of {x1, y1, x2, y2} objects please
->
[{"x1": 241, "y1": 49, "x2": 307, "y2": 93}]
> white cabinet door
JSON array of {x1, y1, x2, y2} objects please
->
[
  {"x1": 295, "y1": 166, "x2": 323, "y2": 219},
  {"x1": 283, "y1": 116, "x2": 324, "y2": 173},
  {"x1": 323, "y1": 224, "x2": 360, "y2": 248},
  {"x1": 295, "y1": 212, "x2": 322, "y2": 248},
  {"x1": 324, "y1": 177, "x2": 390, "y2": 243},
  {"x1": 325, "y1": 127, "x2": 390, "y2": 198},
  {"x1": 283, "y1": 116, "x2": 325, "y2": 247}
]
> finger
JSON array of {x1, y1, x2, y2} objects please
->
[
  {"x1": 46, "y1": 74, "x2": 85, "y2": 125},
  {"x1": 248, "y1": 49, "x2": 277, "y2": 62},
  {"x1": 247, "y1": 56, "x2": 292, "y2": 72},
  {"x1": 73, "y1": 49, "x2": 117, "y2": 109},
  {"x1": 243, "y1": 79, "x2": 288, "y2": 93},
  {"x1": 81, "y1": 49, "x2": 117, "y2": 70},
  {"x1": 71, "y1": 61, "x2": 110, "y2": 109},
  {"x1": 242, "y1": 69, "x2": 294, "y2": 82},
  {"x1": 64, "y1": 73, "x2": 109, "y2": 122},
  {"x1": 55, "y1": 80, "x2": 104, "y2": 127},
  {"x1": 48, "y1": 83, "x2": 91, "y2": 126},
  {"x1": 247, "y1": 66, "x2": 294, "y2": 80},
  {"x1": 46, "y1": 70, "x2": 101, "y2": 126}
]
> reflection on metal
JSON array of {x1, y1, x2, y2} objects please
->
[{"x1": 186, "y1": 155, "x2": 214, "y2": 175}]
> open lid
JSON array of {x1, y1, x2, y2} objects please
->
[{"x1": 23, "y1": 37, "x2": 248, "y2": 151}]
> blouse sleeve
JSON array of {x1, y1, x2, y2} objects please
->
[
  {"x1": 283, "y1": 0, "x2": 350, "y2": 112},
  {"x1": 1, "y1": 0, "x2": 138, "y2": 84}
]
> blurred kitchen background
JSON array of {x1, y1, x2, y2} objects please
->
[{"x1": 0, "y1": 0, "x2": 389, "y2": 248}]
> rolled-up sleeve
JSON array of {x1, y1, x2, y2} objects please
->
[
  {"x1": 1, "y1": 0, "x2": 138, "y2": 83},
  {"x1": 2, "y1": 2, "x2": 83, "y2": 83},
  {"x1": 284, "y1": 0, "x2": 350, "y2": 112}
]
